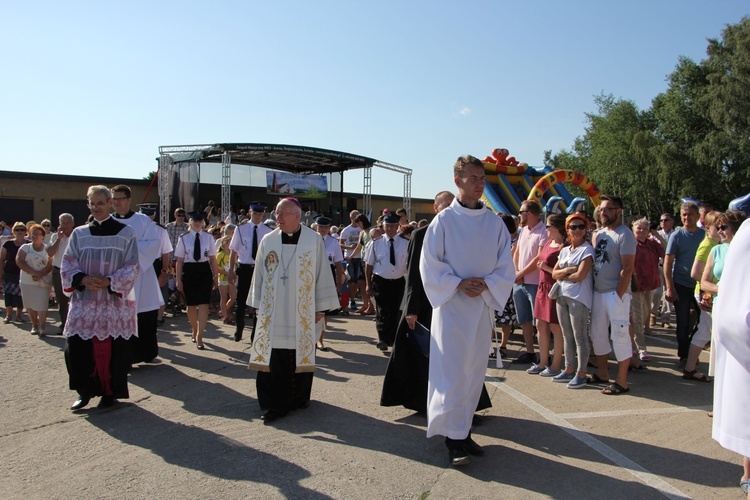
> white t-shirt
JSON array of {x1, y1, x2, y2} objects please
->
[
  {"x1": 340, "y1": 224, "x2": 362, "y2": 259},
  {"x1": 557, "y1": 242, "x2": 596, "y2": 309}
]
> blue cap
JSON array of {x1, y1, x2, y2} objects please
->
[
  {"x1": 249, "y1": 201, "x2": 266, "y2": 213},
  {"x1": 383, "y1": 213, "x2": 400, "y2": 224},
  {"x1": 315, "y1": 216, "x2": 332, "y2": 226}
]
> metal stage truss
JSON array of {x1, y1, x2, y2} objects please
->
[{"x1": 157, "y1": 143, "x2": 412, "y2": 226}]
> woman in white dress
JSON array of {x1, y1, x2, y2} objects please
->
[{"x1": 16, "y1": 224, "x2": 53, "y2": 336}]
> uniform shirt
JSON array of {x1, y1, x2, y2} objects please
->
[
  {"x1": 365, "y1": 234, "x2": 408, "y2": 279},
  {"x1": 174, "y1": 230, "x2": 217, "y2": 263},
  {"x1": 229, "y1": 221, "x2": 273, "y2": 265},
  {"x1": 322, "y1": 234, "x2": 344, "y2": 265}
]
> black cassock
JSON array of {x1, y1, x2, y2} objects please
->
[{"x1": 380, "y1": 226, "x2": 491, "y2": 413}]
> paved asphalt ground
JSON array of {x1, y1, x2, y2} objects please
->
[{"x1": 0, "y1": 303, "x2": 742, "y2": 499}]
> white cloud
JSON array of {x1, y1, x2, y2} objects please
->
[{"x1": 458, "y1": 106, "x2": 471, "y2": 116}]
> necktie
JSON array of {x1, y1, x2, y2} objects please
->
[
  {"x1": 193, "y1": 232, "x2": 201, "y2": 261},
  {"x1": 389, "y1": 238, "x2": 396, "y2": 266},
  {"x1": 252, "y1": 225, "x2": 259, "y2": 261}
]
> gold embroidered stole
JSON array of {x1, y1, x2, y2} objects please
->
[{"x1": 248, "y1": 229, "x2": 317, "y2": 373}]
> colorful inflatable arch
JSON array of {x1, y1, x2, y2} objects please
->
[{"x1": 527, "y1": 169, "x2": 602, "y2": 206}]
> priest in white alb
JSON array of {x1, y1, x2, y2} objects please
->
[
  {"x1": 248, "y1": 197, "x2": 339, "y2": 424},
  {"x1": 420, "y1": 155, "x2": 514, "y2": 466},
  {"x1": 711, "y1": 218, "x2": 750, "y2": 496}
]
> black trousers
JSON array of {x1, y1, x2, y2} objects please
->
[
  {"x1": 235, "y1": 264, "x2": 255, "y2": 338},
  {"x1": 131, "y1": 309, "x2": 159, "y2": 363},
  {"x1": 65, "y1": 335, "x2": 132, "y2": 399},
  {"x1": 256, "y1": 348, "x2": 314, "y2": 415},
  {"x1": 52, "y1": 267, "x2": 70, "y2": 330},
  {"x1": 674, "y1": 283, "x2": 699, "y2": 359},
  {"x1": 371, "y1": 275, "x2": 405, "y2": 346}
]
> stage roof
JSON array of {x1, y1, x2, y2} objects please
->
[{"x1": 159, "y1": 143, "x2": 378, "y2": 174}]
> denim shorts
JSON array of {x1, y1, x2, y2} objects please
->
[
  {"x1": 513, "y1": 283, "x2": 538, "y2": 324},
  {"x1": 347, "y1": 258, "x2": 363, "y2": 283}
]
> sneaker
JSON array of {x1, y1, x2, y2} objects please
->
[
  {"x1": 639, "y1": 351, "x2": 651, "y2": 361},
  {"x1": 540, "y1": 367, "x2": 561, "y2": 377},
  {"x1": 526, "y1": 364, "x2": 545, "y2": 374},
  {"x1": 30, "y1": 328, "x2": 39, "y2": 335},
  {"x1": 350, "y1": 300, "x2": 357, "y2": 310},
  {"x1": 568, "y1": 374, "x2": 589, "y2": 389},
  {"x1": 513, "y1": 352, "x2": 536, "y2": 364},
  {"x1": 552, "y1": 371, "x2": 575, "y2": 383}
]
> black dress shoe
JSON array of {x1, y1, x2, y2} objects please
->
[
  {"x1": 260, "y1": 410, "x2": 285, "y2": 423},
  {"x1": 70, "y1": 396, "x2": 90, "y2": 410},
  {"x1": 234, "y1": 331, "x2": 243, "y2": 342},
  {"x1": 376, "y1": 341, "x2": 388, "y2": 351},
  {"x1": 97, "y1": 396, "x2": 117, "y2": 408},
  {"x1": 448, "y1": 447, "x2": 471, "y2": 466},
  {"x1": 463, "y1": 437, "x2": 484, "y2": 456},
  {"x1": 297, "y1": 400, "x2": 310, "y2": 410}
]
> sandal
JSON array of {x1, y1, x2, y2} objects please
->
[
  {"x1": 589, "y1": 374, "x2": 609, "y2": 384},
  {"x1": 499, "y1": 346, "x2": 507, "y2": 358},
  {"x1": 682, "y1": 370, "x2": 712, "y2": 382},
  {"x1": 602, "y1": 382, "x2": 630, "y2": 395}
]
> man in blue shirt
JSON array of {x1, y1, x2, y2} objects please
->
[{"x1": 664, "y1": 201, "x2": 705, "y2": 364}]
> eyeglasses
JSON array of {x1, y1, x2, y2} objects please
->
[
  {"x1": 568, "y1": 224, "x2": 586, "y2": 231},
  {"x1": 275, "y1": 211, "x2": 295, "y2": 218},
  {"x1": 718, "y1": 225, "x2": 729, "y2": 231}
]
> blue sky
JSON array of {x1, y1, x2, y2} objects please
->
[{"x1": 1, "y1": 1, "x2": 748, "y2": 201}]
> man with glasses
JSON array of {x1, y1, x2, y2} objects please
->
[
  {"x1": 111, "y1": 185, "x2": 164, "y2": 364},
  {"x1": 47, "y1": 214, "x2": 75, "y2": 334},
  {"x1": 229, "y1": 202, "x2": 273, "y2": 342},
  {"x1": 63, "y1": 185, "x2": 138, "y2": 410},
  {"x1": 664, "y1": 201, "x2": 705, "y2": 366},
  {"x1": 421, "y1": 155, "x2": 514, "y2": 466},
  {"x1": 512, "y1": 199, "x2": 548, "y2": 365},
  {"x1": 591, "y1": 195, "x2": 637, "y2": 395},
  {"x1": 166, "y1": 208, "x2": 189, "y2": 261}
]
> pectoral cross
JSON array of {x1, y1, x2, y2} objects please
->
[{"x1": 280, "y1": 275, "x2": 289, "y2": 285}]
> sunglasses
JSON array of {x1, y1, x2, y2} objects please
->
[
  {"x1": 718, "y1": 225, "x2": 729, "y2": 231},
  {"x1": 14, "y1": 228, "x2": 26, "y2": 232},
  {"x1": 176, "y1": 214, "x2": 186, "y2": 217},
  {"x1": 568, "y1": 224, "x2": 586, "y2": 231},
  {"x1": 660, "y1": 219, "x2": 671, "y2": 222}
]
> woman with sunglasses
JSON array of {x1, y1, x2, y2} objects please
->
[
  {"x1": 1, "y1": 222, "x2": 28, "y2": 323},
  {"x1": 683, "y1": 210, "x2": 722, "y2": 381},
  {"x1": 551, "y1": 214, "x2": 596, "y2": 389},
  {"x1": 699, "y1": 211, "x2": 747, "y2": 379},
  {"x1": 527, "y1": 213, "x2": 566, "y2": 377}
]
